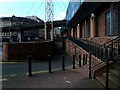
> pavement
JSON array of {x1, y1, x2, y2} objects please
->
[
  {"x1": 2, "y1": 66, "x2": 103, "y2": 88},
  {"x1": 2, "y1": 61, "x2": 104, "y2": 89},
  {"x1": 1, "y1": 49, "x2": 104, "y2": 89}
]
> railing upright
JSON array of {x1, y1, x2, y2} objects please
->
[
  {"x1": 89, "y1": 53, "x2": 92, "y2": 79},
  {"x1": 79, "y1": 55, "x2": 81, "y2": 67}
]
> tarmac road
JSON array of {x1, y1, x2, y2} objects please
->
[{"x1": 2, "y1": 54, "x2": 73, "y2": 77}]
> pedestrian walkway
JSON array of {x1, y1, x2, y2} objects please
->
[
  {"x1": 2, "y1": 49, "x2": 104, "y2": 89},
  {"x1": 2, "y1": 64, "x2": 103, "y2": 88}
]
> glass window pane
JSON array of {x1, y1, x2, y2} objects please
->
[{"x1": 106, "y1": 11, "x2": 110, "y2": 36}]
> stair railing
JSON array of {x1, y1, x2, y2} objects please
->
[{"x1": 66, "y1": 36, "x2": 120, "y2": 77}]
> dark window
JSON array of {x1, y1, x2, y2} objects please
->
[
  {"x1": 105, "y1": 10, "x2": 115, "y2": 36},
  {"x1": 105, "y1": 11, "x2": 111, "y2": 36}
]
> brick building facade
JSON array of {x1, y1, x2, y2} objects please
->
[
  {"x1": 65, "y1": 2, "x2": 120, "y2": 44},
  {"x1": 64, "y1": 2, "x2": 120, "y2": 88}
]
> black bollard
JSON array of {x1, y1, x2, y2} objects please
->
[
  {"x1": 89, "y1": 54, "x2": 92, "y2": 79},
  {"x1": 85, "y1": 54, "x2": 87, "y2": 64},
  {"x1": 73, "y1": 55, "x2": 76, "y2": 69},
  {"x1": 28, "y1": 55, "x2": 32, "y2": 76},
  {"x1": 48, "y1": 55, "x2": 52, "y2": 73},
  {"x1": 79, "y1": 55, "x2": 81, "y2": 67},
  {"x1": 83, "y1": 55, "x2": 85, "y2": 65},
  {"x1": 62, "y1": 55, "x2": 65, "y2": 70}
]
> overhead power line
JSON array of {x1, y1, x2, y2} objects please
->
[
  {"x1": 26, "y1": 0, "x2": 37, "y2": 16},
  {"x1": 34, "y1": 0, "x2": 44, "y2": 15}
]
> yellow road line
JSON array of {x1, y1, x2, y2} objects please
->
[{"x1": 0, "y1": 62, "x2": 27, "y2": 64}]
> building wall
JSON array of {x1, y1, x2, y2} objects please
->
[
  {"x1": 97, "y1": 3, "x2": 119, "y2": 37},
  {"x1": 97, "y1": 9, "x2": 106, "y2": 37},
  {"x1": 65, "y1": 39, "x2": 87, "y2": 58},
  {"x1": 2, "y1": 41, "x2": 54, "y2": 61},
  {"x1": 114, "y1": 3, "x2": 119, "y2": 36},
  {"x1": 66, "y1": 2, "x2": 119, "y2": 38}
]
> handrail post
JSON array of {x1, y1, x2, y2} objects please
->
[
  {"x1": 118, "y1": 47, "x2": 120, "y2": 55},
  {"x1": 98, "y1": 45, "x2": 101, "y2": 59},
  {"x1": 118, "y1": 42, "x2": 120, "y2": 55},
  {"x1": 28, "y1": 55, "x2": 32, "y2": 76},
  {"x1": 83, "y1": 55, "x2": 85, "y2": 65},
  {"x1": 73, "y1": 55, "x2": 76, "y2": 69},
  {"x1": 101, "y1": 46, "x2": 103, "y2": 60},
  {"x1": 94, "y1": 44, "x2": 96, "y2": 57},
  {"x1": 110, "y1": 42, "x2": 113, "y2": 59},
  {"x1": 62, "y1": 55, "x2": 65, "y2": 70},
  {"x1": 89, "y1": 53, "x2": 92, "y2": 79},
  {"x1": 48, "y1": 54, "x2": 52, "y2": 73},
  {"x1": 79, "y1": 55, "x2": 81, "y2": 67}
]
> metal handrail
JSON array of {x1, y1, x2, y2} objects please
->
[
  {"x1": 103, "y1": 36, "x2": 120, "y2": 47},
  {"x1": 66, "y1": 36, "x2": 120, "y2": 71}
]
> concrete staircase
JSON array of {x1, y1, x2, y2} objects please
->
[
  {"x1": 66, "y1": 36, "x2": 120, "y2": 89},
  {"x1": 95, "y1": 62, "x2": 120, "y2": 88}
]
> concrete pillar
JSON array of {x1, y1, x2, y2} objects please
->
[
  {"x1": 77, "y1": 24, "x2": 80, "y2": 38},
  {"x1": 17, "y1": 31, "x2": 24, "y2": 42},
  {"x1": 84, "y1": 20, "x2": 87, "y2": 38},
  {"x1": 45, "y1": 22, "x2": 47, "y2": 40},
  {"x1": 50, "y1": 30, "x2": 53, "y2": 41},
  {"x1": 71, "y1": 28, "x2": 73, "y2": 37},
  {"x1": 18, "y1": 32, "x2": 21, "y2": 42},
  {"x1": 51, "y1": 22, "x2": 54, "y2": 41},
  {"x1": 90, "y1": 13, "x2": 96, "y2": 37}
]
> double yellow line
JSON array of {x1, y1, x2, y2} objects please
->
[{"x1": 0, "y1": 62, "x2": 27, "y2": 64}]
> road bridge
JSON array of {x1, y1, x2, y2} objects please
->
[{"x1": 2, "y1": 20, "x2": 66, "y2": 32}]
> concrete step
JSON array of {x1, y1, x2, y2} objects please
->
[
  {"x1": 96, "y1": 76, "x2": 105, "y2": 87},
  {"x1": 109, "y1": 69, "x2": 120, "y2": 77},
  {"x1": 103, "y1": 73, "x2": 119, "y2": 87},
  {"x1": 95, "y1": 62, "x2": 120, "y2": 88},
  {"x1": 115, "y1": 63, "x2": 120, "y2": 70},
  {"x1": 96, "y1": 74, "x2": 118, "y2": 88}
]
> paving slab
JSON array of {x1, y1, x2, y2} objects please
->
[{"x1": 2, "y1": 65, "x2": 103, "y2": 88}]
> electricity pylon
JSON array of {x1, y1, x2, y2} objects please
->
[{"x1": 45, "y1": 0, "x2": 53, "y2": 41}]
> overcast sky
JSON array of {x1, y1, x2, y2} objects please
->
[{"x1": 0, "y1": 0, "x2": 69, "y2": 21}]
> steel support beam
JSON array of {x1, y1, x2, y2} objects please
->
[{"x1": 45, "y1": 0, "x2": 53, "y2": 41}]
